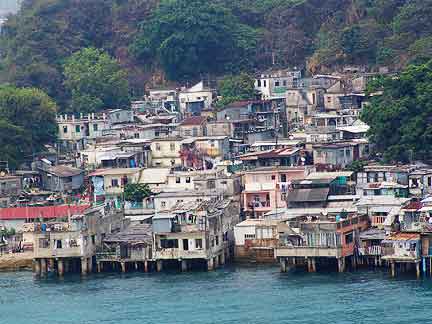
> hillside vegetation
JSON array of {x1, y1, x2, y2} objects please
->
[{"x1": 1, "y1": 0, "x2": 432, "y2": 109}]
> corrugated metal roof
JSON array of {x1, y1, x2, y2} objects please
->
[
  {"x1": 287, "y1": 188, "x2": 329, "y2": 203},
  {"x1": 0, "y1": 205, "x2": 90, "y2": 220}
]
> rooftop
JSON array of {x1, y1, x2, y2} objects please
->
[
  {"x1": 0, "y1": 205, "x2": 90, "y2": 220},
  {"x1": 104, "y1": 224, "x2": 153, "y2": 244},
  {"x1": 44, "y1": 165, "x2": 83, "y2": 177},
  {"x1": 180, "y1": 116, "x2": 207, "y2": 126},
  {"x1": 89, "y1": 168, "x2": 142, "y2": 177}
]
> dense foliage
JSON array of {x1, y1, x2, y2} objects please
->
[
  {"x1": 361, "y1": 59, "x2": 432, "y2": 163},
  {"x1": 2, "y1": 0, "x2": 432, "y2": 105},
  {"x1": 0, "y1": 85, "x2": 57, "y2": 168},
  {"x1": 216, "y1": 73, "x2": 257, "y2": 108},
  {"x1": 63, "y1": 48, "x2": 130, "y2": 113},
  {"x1": 131, "y1": 0, "x2": 259, "y2": 80},
  {"x1": 124, "y1": 183, "x2": 153, "y2": 202}
]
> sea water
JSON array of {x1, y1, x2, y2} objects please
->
[{"x1": 1, "y1": 265, "x2": 431, "y2": 324}]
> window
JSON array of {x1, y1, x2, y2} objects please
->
[
  {"x1": 93, "y1": 124, "x2": 98, "y2": 132},
  {"x1": 186, "y1": 177, "x2": 191, "y2": 183},
  {"x1": 183, "y1": 239, "x2": 189, "y2": 251},
  {"x1": 345, "y1": 232, "x2": 353, "y2": 244},
  {"x1": 156, "y1": 143, "x2": 161, "y2": 151},
  {"x1": 192, "y1": 127, "x2": 198, "y2": 136},
  {"x1": 134, "y1": 133, "x2": 140, "y2": 138},
  {"x1": 283, "y1": 80, "x2": 287, "y2": 86},
  {"x1": 428, "y1": 177, "x2": 432, "y2": 187},
  {"x1": 161, "y1": 201, "x2": 166, "y2": 208},
  {"x1": 160, "y1": 239, "x2": 178, "y2": 248},
  {"x1": 208, "y1": 180, "x2": 216, "y2": 189},
  {"x1": 275, "y1": 81, "x2": 280, "y2": 87},
  {"x1": 281, "y1": 174, "x2": 287, "y2": 182},
  {"x1": 111, "y1": 179, "x2": 119, "y2": 187},
  {"x1": 215, "y1": 235, "x2": 219, "y2": 246},
  {"x1": 195, "y1": 238, "x2": 203, "y2": 249},
  {"x1": 63, "y1": 126, "x2": 68, "y2": 133},
  {"x1": 91, "y1": 235, "x2": 96, "y2": 245},
  {"x1": 116, "y1": 113, "x2": 120, "y2": 120},
  {"x1": 327, "y1": 96, "x2": 332, "y2": 103},
  {"x1": 39, "y1": 238, "x2": 49, "y2": 248},
  {"x1": 170, "y1": 143, "x2": 176, "y2": 151},
  {"x1": 75, "y1": 125, "x2": 81, "y2": 133},
  {"x1": 257, "y1": 80, "x2": 261, "y2": 87},
  {"x1": 56, "y1": 240, "x2": 62, "y2": 249},
  {"x1": 263, "y1": 80, "x2": 267, "y2": 87},
  {"x1": 176, "y1": 177, "x2": 181, "y2": 183},
  {"x1": 245, "y1": 234, "x2": 256, "y2": 240}
]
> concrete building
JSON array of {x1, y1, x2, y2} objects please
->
[
  {"x1": 0, "y1": 175, "x2": 22, "y2": 207},
  {"x1": 150, "y1": 137, "x2": 183, "y2": 167},
  {"x1": 276, "y1": 212, "x2": 369, "y2": 273},
  {"x1": 242, "y1": 167, "x2": 306, "y2": 218},
  {"x1": 30, "y1": 205, "x2": 126, "y2": 277},
  {"x1": 179, "y1": 82, "x2": 214, "y2": 116},
  {"x1": 177, "y1": 116, "x2": 207, "y2": 138},
  {"x1": 234, "y1": 219, "x2": 280, "y2": 262},
  {"x1": 89, "y1": 168, "x2": 143, "y2": 204},
  {"x1": 152, "y1": 199, "x2": 239, "y2": 271}
]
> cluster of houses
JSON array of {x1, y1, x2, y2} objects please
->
[{"x1": 2, "y1": 68, "x2": 432, "y2": 278}]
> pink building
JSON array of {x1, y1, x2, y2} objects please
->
[{"x1": 242, "y1": 167, "x2": 307, "y2": 218}]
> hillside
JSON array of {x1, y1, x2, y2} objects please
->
[{"x1": 0, "y1": 0, "x2": 432, "y2": 109}]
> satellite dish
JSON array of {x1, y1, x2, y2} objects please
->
[{"x1": 0, "y1": 171, "x2": 5, "y2": 177}]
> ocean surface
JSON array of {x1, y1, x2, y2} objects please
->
[{"x1": 1, "y1": 265, "x2": 432, "y2": 324}]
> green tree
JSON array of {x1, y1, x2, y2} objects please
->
[
  {"x1": 361, "y1": 59, "x2": 432, "y2": 163},
  {"x1": 217, "y1": 73, "x2": 257, "y2": 108},
  {"x1": 63, "y1": 47, "x2": 130, "y2": 113},
  {"x1": 0, "y1": 85, "x2": 57, "y2": 168},
  {"x1": 131, "y1": 0, "x2": 259, "y2": 80},
  {"x1": 124, "y1": 183, "x2": 153, "y2": 203}
]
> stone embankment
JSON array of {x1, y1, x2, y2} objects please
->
[{"x1": 0, "y1": 252, "x2": 33, "y2": 271}]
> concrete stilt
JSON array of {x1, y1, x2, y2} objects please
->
[
  {"x1": 121, "y1": 262, "x2": 126, "y2": 273},
  {"x1": 181, "y1": 260, "x2": 188, "y2": 272},
  {"x1": 40, "y1": 258, "x2": 47, "y2": 275},
  {"x1": 135, "y1": 262, "x2": 138, "y2": 271},
  {"x1": 88, "y1": 258, "x2": 93, "y2": 273},
  {"x1": 33, "y1": 259, "x2": 41, "y2": 276},
  {"x1": 311, "y1": 258, "x2": 317, "y2": 272},
  {"x1": 207, "y1": 258, "x2": 214, "y2": 271},
  {"x1": 144, "y1": 261, "x2": 148, "y2": 273},
  {"x1": 338, "y1": 257, "x2": 345, "y2": 273},
  {"x1": 430, "y1": 257, "x2": 432, "y2": 276},
  {"x1": 58, "y1": 259, "x2": 64, "y2": 277},
  {"x1": 220, "y1": 252, "x2": 225, "y2": 266},
  {"x1": 416, "y1": 262, "x2": 421, "y2": 279},
  {"x1": 156, "y1": 260, "x2": 163, "y2": 272},
  {"x1": 352, "y1": 255, "x2": 357, "y2": 270},
  {"x1": 81, "y1": 257, "x2": 88, "y2": 275},
  {"x1": 214, "y1": 256, "x2": 219, "y2": 269},
  {"x1": 391, "y1": 261, "x2": 396, "y2": 277},
  {"x1": 64, "y1": 259, "x2": 70, "y2": 273},
  {"x1": 97, "y1": 262, "x2": 101, "y2": 273},
  {"x1": 280, "y1": 258, "x2": 287, "y2": 273}
]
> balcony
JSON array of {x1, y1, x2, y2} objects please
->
[
  {"x1": 155, "y1": 248, "x2": 208, "y2": 260},
  {"x1": 275, "y1": 245, "x2": 342, "y2": 258},
  {"x1": 359, "y1": 245, "x2": 382, "y2": 256},
  {"x1": 245, "y1": 182, "x2": 274, "y2": 191},
  {"x1": 246, "y1": 200, "x2": 271, "y2": 211}
]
